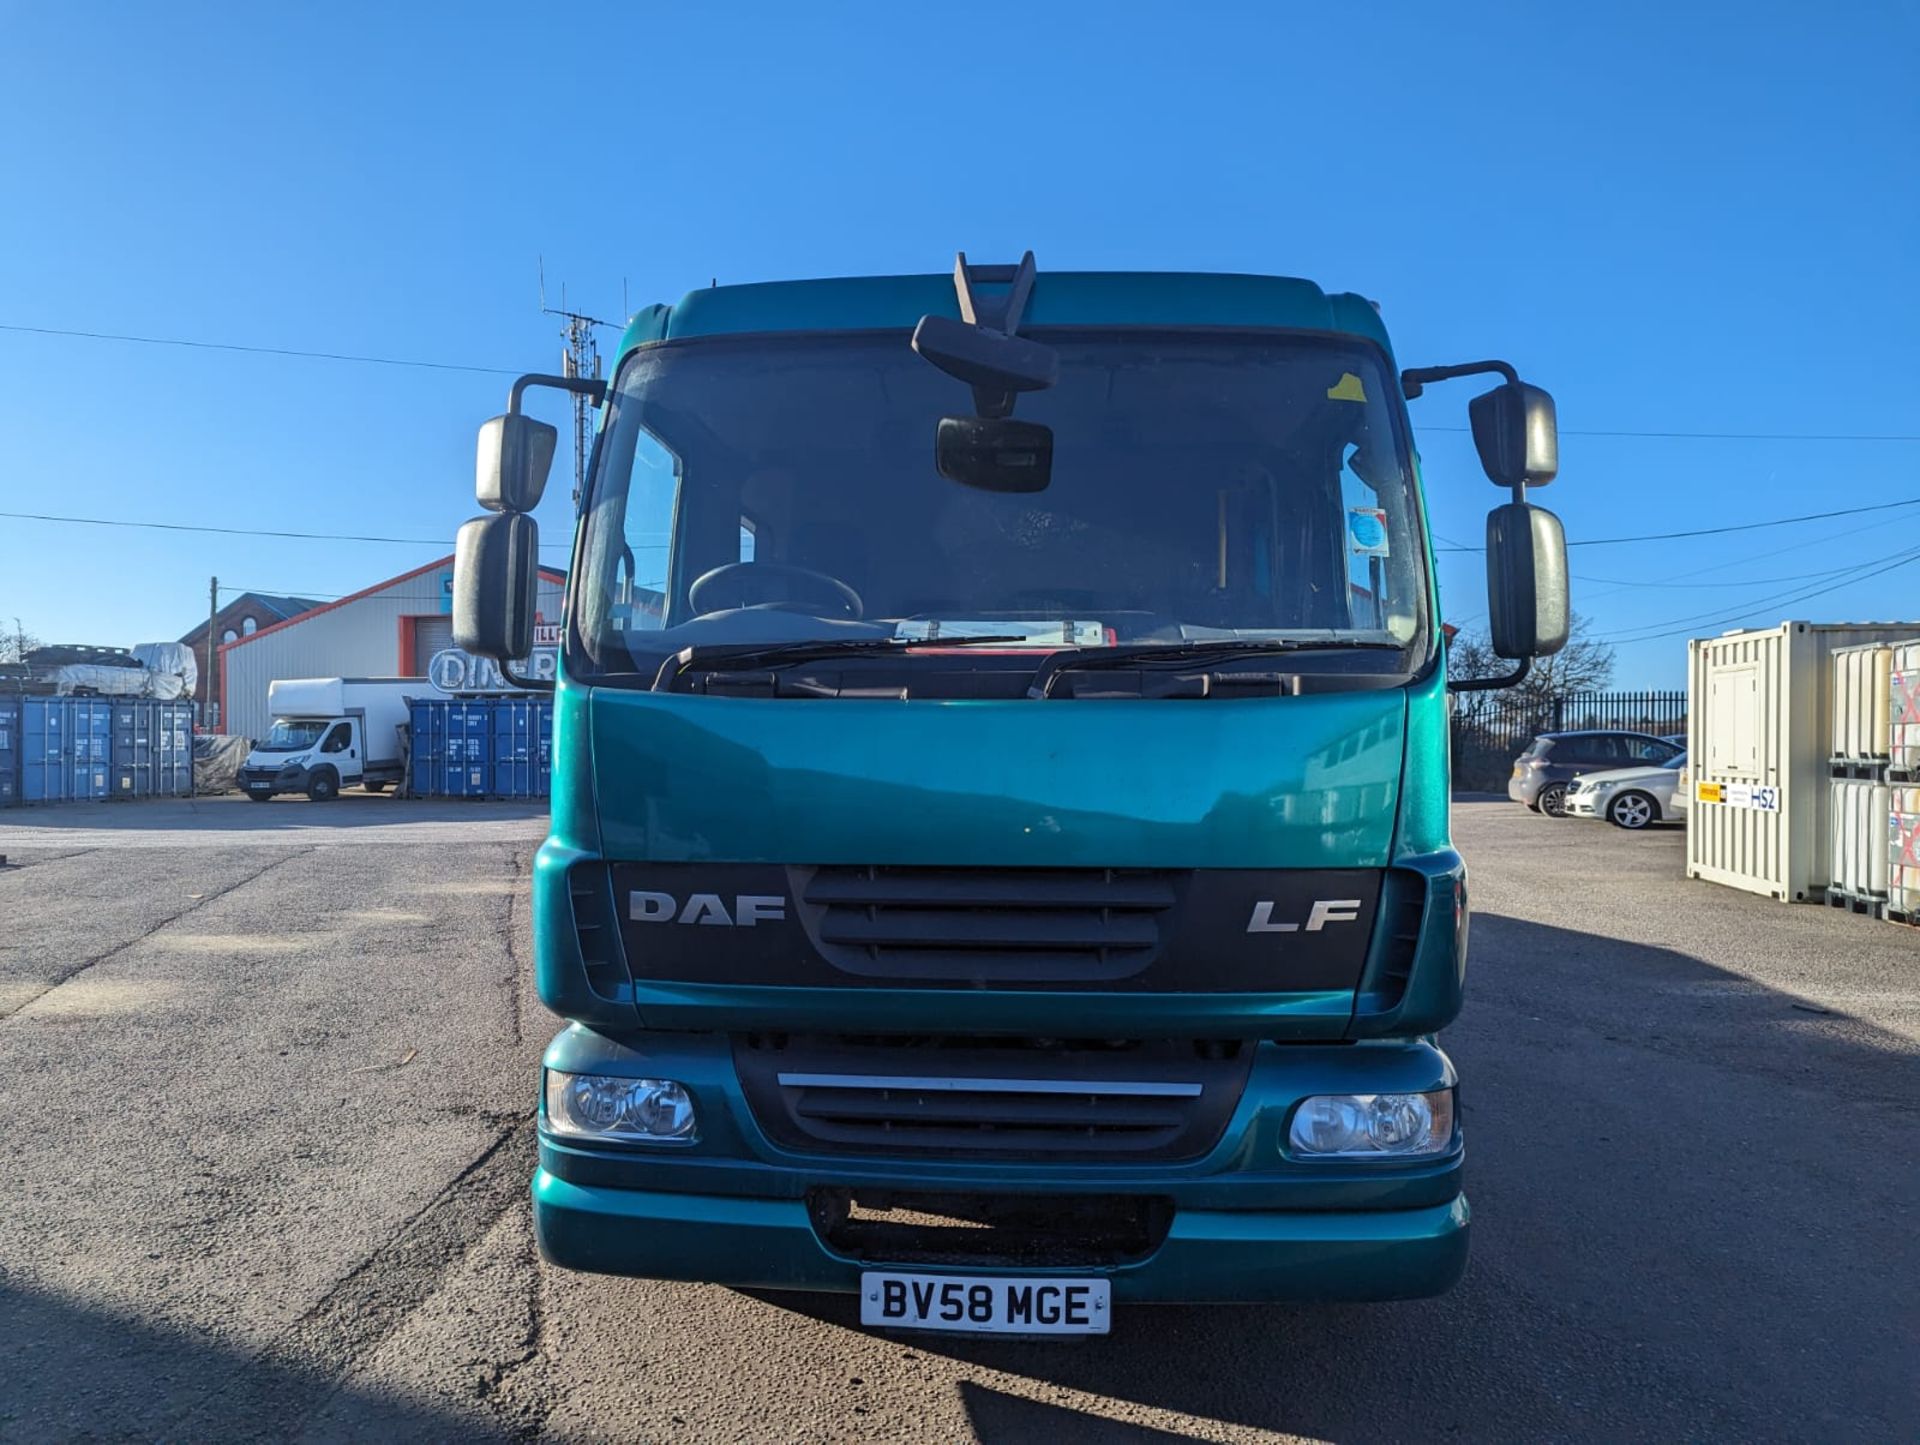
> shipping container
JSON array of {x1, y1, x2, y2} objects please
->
[
  {"x1": 1687, "y1": 622, "x2": 1920, "y2": 901},
  {"x1": 406, "y1": 695, "x2": 553, "y2": 800},
  {"x1": 0, "y1": 698, "x2": 17, "y2": 807},
  {"x1": 1827, "y1": 778, "x2": 1890, "y2": 903},
  {"x1": 1891, "y1": 640, "x2": 1920, "y2": 781},
  {"x1": 1829, "y1": 643, "x2": 1894, "y2": 770},
  {"x1": 1890, "y1": 788, "x2": 1920, "y2": 922},
  {"x1": 111, "y1": 700, "x2": 153, "y2": 798},
  {"x1": 153, "y1": 701, "x2": 195, "y2": 797},
  {"x1": 5, "y1": 699, "x2": 194, "y2": 806}
]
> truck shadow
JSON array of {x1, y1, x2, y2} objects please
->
[
  {"x1": 0, "y1": 1276, "x2": 518, "y2": 1441},
  {"x1": 753, "y1": 911, "x2": 1920, "y2": 1440},
  {"x1": 0, "y1": 795, "x2": 549, "y2": 832}
]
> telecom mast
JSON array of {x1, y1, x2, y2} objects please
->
[{"x1": 539, "y1": 262, "x2": 616, "y2": 501}]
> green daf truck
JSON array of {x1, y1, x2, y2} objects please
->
[{"x1": 453, "y1": 255, "x2": 1566, "y2": 1335}]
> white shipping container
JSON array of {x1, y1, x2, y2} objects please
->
[
  {"x1": 1687, "y1": 622, "x2": 1920, "y2": 902},
  {"x1": 1828, "y1": 779, "x2": 1890, "y2": 899},
  {"x1": 1889, "y1": 788, "x2": 1920, "y2": 918},
  {"x1": 1830, "y1": 643, "x2": 1893, "y2": 764},
  {"x1": 1891, "y1": 640, "x2": 1920, "y2": 778}
]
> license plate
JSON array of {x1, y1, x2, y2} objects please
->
[
  {"x1": 859, "y1": 1271, "x2": 1109, "y2": 1335},
  {"x1": 247, "y1": 783, "x2": 271, "y2": 792}
]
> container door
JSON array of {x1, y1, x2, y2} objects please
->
[
  {"x1": 0, "y1": 698, "x2": 19, "y2": 807},
  {"x1": 81, "y1": 700, "x2": 112, "y2": 800},
  {"x1": 535, "y1": 700, "x2": 554, "y2": 798},
  {"x1": 23, "y1": 699, "x2": 61, "y2": 802}
]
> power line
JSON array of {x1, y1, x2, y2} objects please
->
[
  {"x1": 0, "y1": 322, "x2": 520, "y2": 376},
  {"x1": 0, "y1": 509, "x2": 569, "y2": 551},
  {"x1": 1434, "y1": 496, "x2": 1920, "y2": 553},
  {"x1": 1599, "y1": 543, "x2": 1920, "y2": 644}
]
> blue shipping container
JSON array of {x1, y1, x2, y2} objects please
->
[
  {"x1": 0, "y1": 698, "x2": 18, "y2": 807},
  {"x1": 153, "y1": 701, "x2": 194, "y2": 797},
  {"x1": 6, "y1": 697, "x2": 194, "y2": 805},
  {"x1": 408, "y1": 696, "x2": 553, "y2": 800}
]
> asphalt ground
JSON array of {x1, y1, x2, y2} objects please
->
[{"x1": 0, "y1": 795, "x2": 1914, "y2": 1442}]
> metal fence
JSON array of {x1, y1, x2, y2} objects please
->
[{"x1": 1450, "y1": 689, "x2": 1688, "y2": 789}]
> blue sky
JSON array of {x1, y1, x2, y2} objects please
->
[{"x1": 2, "y1": 1, "x2": 1915, "y2": 687}]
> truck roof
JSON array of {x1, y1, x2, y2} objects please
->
[{"x1": 616, "y1": 271, "x2": 1391, "y2": 359}]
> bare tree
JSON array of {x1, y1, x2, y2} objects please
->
[
  {"x1": 1446, "y1": 612, "x2": 1615, "y2": 702},
  {"x1": 0, "y1": 616, "x2": 39, "y2": 666},
  {"x1": 1446, "y1": 614, "x2": 1619, "y2": 789}
]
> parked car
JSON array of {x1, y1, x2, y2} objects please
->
[
  {"x1": 1508, "y1": 730, "x2": 1685, "y2": 817},
  {"x1": 1566, "y1": 751, "x2": 1688, "y2": 829}
]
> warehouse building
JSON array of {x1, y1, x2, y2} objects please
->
[{"x1": 218, "y1": 556, "x2": 565, "y2": 743}]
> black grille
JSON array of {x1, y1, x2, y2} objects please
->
[
  {"x1": 795, "y1": 865, "x2": 1180, "y2": 983},
  {"x1": 567, "y1": 865, "x2": 632, "y2": 1002},
  {"x1": 735, "y1": 1034, "x2": 1251, "y2": 1161},
  {"x1": 809, "y1": 1189, "x2": 1172, "y2": 1267}
]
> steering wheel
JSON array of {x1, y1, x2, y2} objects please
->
[{"x1": 687, "y1": 562, "x2": 865, "y2": 620}]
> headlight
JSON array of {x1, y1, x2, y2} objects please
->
[
  {"x1": 544, "y1": 1070, "x2": 697, "y2": 1142},
  {"x1": 1287, "y1": 1090, "x2": 1454, "y2": 1158},
  {"x1": 1586, "y1": 780, "x2": 1617, "y2": 795}
]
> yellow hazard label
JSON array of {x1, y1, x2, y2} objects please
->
[
  {"x1": 1695, "y1": 782, "x2": 1725, "y2": 803},
  {"x1": 1326, "y1": 372, "x2": 1368, "y2": 403}
]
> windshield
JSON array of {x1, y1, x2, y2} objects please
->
[
  {"x1": 572, "y1": 329, "x2": 1430, "y2": 680},
  {"x1": 259, "y1": 719, "x2": 327, "y2": 752}
]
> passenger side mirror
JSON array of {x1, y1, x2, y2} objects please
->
[
  {"x1": 1470, "y1": 382, "x2": 1558, "y2": 490},
  {"x1": 1485, "y1": 501, "x2": 1569, "y2": 658},
  {"x1": 933, "y1": 416, "x2": 1054, "y2": 493},
  {"x1": 453, "y1": 512, "x2": 540, "y2": 660},
  {"x1": 476, "y1": 413, "x2": 559, "y2": 512}
]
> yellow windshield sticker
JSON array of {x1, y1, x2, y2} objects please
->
[{"x1": 1327, "y1": 372, "x2": 1368, "y2": 403}]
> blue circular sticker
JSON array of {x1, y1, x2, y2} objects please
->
[{"x1": 1348, "y1": 509, "x2": 1386, "y2": 550}]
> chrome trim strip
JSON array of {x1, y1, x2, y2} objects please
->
[{"x1": 774, "y1": 1072, "x2": 1203, "y2": 1098}]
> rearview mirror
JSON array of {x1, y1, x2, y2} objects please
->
[
  {"x1": 934, "y1": 416, "x2": 1054, "y2": 493},
  {"x1": 912, "y1": 314, "x2": 1059, "y2": 401},
  {"x1": 476, "y1": 413, "x2": 558, "y2": 513},
  {"x1": 453, "y1": 512, "x2": 540, "y2": 659},
  {"x1": 1485, "y1": 502, "x2": 1568, "y2": 658},
  {"x1": 1470, "y1": 382, "x2": 1558, "y2": 490}
]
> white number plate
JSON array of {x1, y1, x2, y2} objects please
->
[{"x1": 859, "y1": 1271, "x2": 1109, "y2": 1334}]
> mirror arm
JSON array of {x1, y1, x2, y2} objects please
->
[
  {"x1": 1400, "y1": 359, "x2": 1519, "y2": 400},
  {"x1": 1448, "y1": 656, "x2": 1531, "y2": 693},
  {"x1": 508, "y1": 373, "x2": 607, "y2": 415}
]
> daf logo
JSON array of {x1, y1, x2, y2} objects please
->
[
  {"x1": 629, "y1": 891, "x2": 787, "y2": 927},
  {"x1": 1245, "y1": 899, "x2": 1363, "y2": 934}
]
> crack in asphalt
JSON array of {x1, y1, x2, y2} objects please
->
[
  {"x1": 501, "y1": 843, "x2": 527, "y2": 1048},
  {"x1": 166, "y1": 1117, "x2": 539, "y2": 1440},
  {"x1": 0, "y1": 846, "x2": 315, "y2": 1023}
]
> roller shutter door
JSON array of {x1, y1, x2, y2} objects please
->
[{"x1": 412, "y1": 616, "x2": 454, "y2": 674}]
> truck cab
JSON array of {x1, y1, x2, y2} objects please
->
[
  {"x1": 453, "y1": 257, "x2": 1567, "y2": 1331},
  {"x1": 238, "y1": 676, "x2": 412, "y2": 801}
]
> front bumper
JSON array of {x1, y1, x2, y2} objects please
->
[
  {"x1": 238, "y1": 763, "x2": 309, "y2": 797},
  {"x1": 1566, "y1": 790, "x2": 1604, "y2": 817},
  {"x1": 531, "y1": 1026, "x2": 1470, "y2": 1304},
  {"x1": 535, "y1": 1171, "x2": 1468, "y2": 1302}
]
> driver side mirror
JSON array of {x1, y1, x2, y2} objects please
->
[
  {"x1": 476, "y1": 413, "x2": 558, "y2": 512},
  {"x1": 1485, "y1": 501, "x2": 1569, "y2": 658},
  {"x1": 453, "y1": 512, "x2": 539, "y2": 660},
  {"x1": 1470, "y1": 382, "x2": 1558, "y2": 490}
]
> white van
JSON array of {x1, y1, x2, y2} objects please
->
[{"x1": 237, "y1": 678, "x2": 415, "y2": 801}]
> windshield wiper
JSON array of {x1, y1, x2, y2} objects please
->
[
  {"x1": 651, "y1": 635, "x2": 1034, "y2": 691},
  {"x1": 1025, "y1": 639, "x2": 1409, "y2": 699}
]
